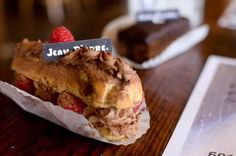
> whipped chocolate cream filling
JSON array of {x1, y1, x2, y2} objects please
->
[
  {"x1": 98, "y1": 107, "x2": 137, "y2": 125},
  {"x1": 14, "y1": 73, "x2": 140, "y2": 139},
  {"x1": 33, "y1": 79, "x2": 140, "y2": 138},
  {"x1": 86, "y1": 106, "x2": 140, "y2": 138},
  {"x1": 34, "y1": 81, "x2": 58, "y2": 103}
]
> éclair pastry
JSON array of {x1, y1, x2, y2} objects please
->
[{"x1": 11, "y1": 38, "x2": 144, "y2": 141}]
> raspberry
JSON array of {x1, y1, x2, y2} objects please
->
[
  {"x1": 133, "y1": 101, "x2": 142, "y2": 113},
  {"x1": 15, "y1": 75, "x2": 34, "y2": 94},
  {"x1": 57, "y1": 92, "x2": 87, "y2": 114},
  {"x1": 133, "y1": 95, "x2": 144, "y2": 113},
  {"x1": 49, "y1": 26, "x2": 75, "y2": 43}
]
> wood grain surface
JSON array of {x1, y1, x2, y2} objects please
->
[{"x1": 1, "y1": 0, "x2": 236, "y2": 155}]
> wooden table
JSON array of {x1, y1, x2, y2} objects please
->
[{"x1": 1, "y1": 1, "x2": 236, "y2": 156}]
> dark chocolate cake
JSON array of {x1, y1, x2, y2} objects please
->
[{"x1": 117, "y1": 17, "x2": 190, "y2": 63}]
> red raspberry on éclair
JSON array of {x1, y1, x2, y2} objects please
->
[{"x1": 49, "y1": 26, "x2": 74, "y2": 43}]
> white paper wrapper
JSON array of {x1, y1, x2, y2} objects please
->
[
  {"x1": 102, "y1": 15, "x2": 209, "y2": 69},
  {"x1": 218, "y1": 0, "x2": 236, "y2": 30},
  {"x1": 0, "y1": 81, "x2": 150, "y2": 146}
]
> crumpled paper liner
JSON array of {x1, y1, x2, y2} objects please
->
[
  {"x1": 102, "y1": 15, "x2": 209, "y2": 69},
  {"x1": 218, "y1": 0, "x2": 236, "y2": 30},
  {"x1": 0, "y1": 81, "x2": 150, "y2": 146}
]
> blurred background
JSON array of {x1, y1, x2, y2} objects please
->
[
  {"x1": 0, "y1": 0, "x2": 128, "y2": 43},
  {"x1": 0, "y1": 0, "x2": 232, "y2": 44}
]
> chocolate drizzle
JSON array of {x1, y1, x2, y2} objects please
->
[
  {"x1": 16, "y1": 39, "x2": 136, "y2": 82},
  {"x1": 16, "y1": 38, "x2": 42, "y2": 58},
  {"x1": 61, "y1": 47, "x2": 136, "y2": 81}
]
